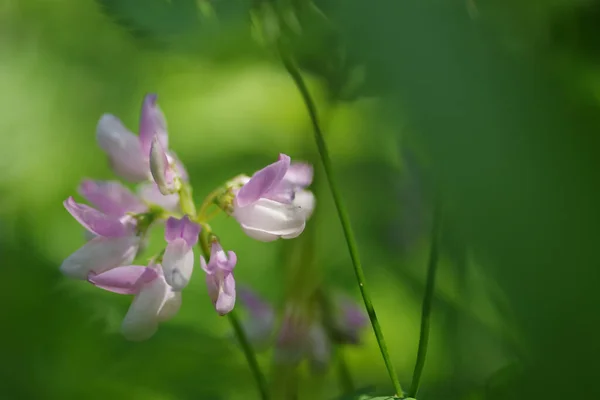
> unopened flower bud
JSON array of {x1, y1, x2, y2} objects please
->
[{"x1": 150, "y1": 136, "x2": 181, "y2": 195}]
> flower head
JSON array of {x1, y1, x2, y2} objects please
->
[
  {"x1": 200, "y1": 240, "x2": 237, "y2": 315},
  {"x1": 162, "y1": 216, "x2": 201, "y2": 291}
]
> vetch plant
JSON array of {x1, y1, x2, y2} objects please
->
[{"x1": 60, "y1": 93, "x2": 316, "y2": 400}]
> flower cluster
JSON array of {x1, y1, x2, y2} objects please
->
[
  {"x1": 238, "y1": 287, "x2": 368, "y2": 372},
  {"x1": 60, "y1": 94, "x2": 315, "y2": 340}
]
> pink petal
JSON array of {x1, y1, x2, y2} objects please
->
[
  {"x1": 165, "y1": 216, "x2": 201, "y2": 247},
  {"x1": 64, "y1": 197, "x2": 129, "y2": 237},
  {"x1": 235, "y1": 154, "x2": 291, "y2": 207},
  {"x1": 284, "y1": 163, "x2": 313, "y2": 188},
  {"x1": 96, "y1": 114, "x2": 149, "y2": 182},
  {"x1": 89, "y1": 265, "x2": 158, "y2": 294},
  {"x1": 78, "y1": 180, "x2": 146, "y2": 217},
  {"x1": 139, "y1": 94, "x2": 168, "y2": 156}
]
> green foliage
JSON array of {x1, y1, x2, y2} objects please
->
[{"x1": 95, "y1": 0, "x2": 252, "y2": 51}]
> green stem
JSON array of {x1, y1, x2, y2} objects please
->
[
  {"x1": 178, "y1": 183, "x2": 197, "y2": 217},
  {"x1": 197, "y1": 233, "x2": 270, "y2": 400},
  {"x1": 409, "y1": 200, "x2": 443, "y2": 397},
  {"x1": 280, "y1": 52, "x2": 405, "y2": 398},
  {"x1": 227, "y1": 310, "x2": 271, "y2": 400}
]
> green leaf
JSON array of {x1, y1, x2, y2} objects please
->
[{"x1": 95, "y1": 0, "x2": 251, "y2": 50}]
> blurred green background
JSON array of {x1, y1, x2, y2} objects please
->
[{"x1": 2, "y1": 0, "x2": 600, "y2": 399}]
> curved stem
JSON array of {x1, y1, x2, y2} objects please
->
[
  {"x1": 409, "y1": 200, "x2": 443, "y2": 397},
  {"x1": 198, "y1": 233, "x2": 270, "y2": 400},
  {"x1": 198, "y1": 186, "x2": 225, "y2": 218},
  {"x1": 279, "y1": 52, "x2": 405, "y2": 398}
]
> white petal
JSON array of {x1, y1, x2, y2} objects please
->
[
  {"x1": 234, "y1": 198, "x2": 306, "y2": 241},
  {"x1": 157, "y1": 289, "x2": 182, "y2": 322},
  {"x1": 162, "y1": 239, "x2": 194, "y2": 291},
  {"x1": 293, "y1": 190, "x2": 315, "y2": 220},
  {"x1": 60, "y1": 236, "x2": 139, "y2": 280},
  {"x1": 121, "y1": 276, "x2": 167, "y2": 341},
  {"x1": 137, "y1": 183, "x2": 180, "y2": 212}
]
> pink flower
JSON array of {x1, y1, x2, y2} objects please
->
[
  {"x1": 89, "y1": 264, "x2": 181, "y2": 341},
  {"x1": 200, "y1": 241, "x2": 237, "y2": 315},
  {"x1": 61, "y1": 192, "x2": 141, "y2": 280},
  {"x1": 232, "y1": 154, "x2": 315, "y2": 241},
  {"x1": 161, "y1": 216, "x2": 201, "y2": 291},
  {"x1": 96, "y1": 93, "x2": 188, "y2": 184}
]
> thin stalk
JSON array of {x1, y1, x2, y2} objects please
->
[
  {"x1": 227, "y1": 310, "x2": 271, "y2": 400},
  {"x1": 198, "y1": 234, "x2": 270, "y2": 400},
  {"x1": 409, "y1": 200, "x2": 443, "y2": 397},
  {"x1": 280, "y1": 52, "x2": 405, "y2": 398}
]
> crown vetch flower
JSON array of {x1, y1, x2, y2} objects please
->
[
  {"x1": 149, "y1": 136, "x2": 181, "y2": 195},
  {"x1": 232, "y1": 154, "x2": 315, "y2": 242},
  {"x1": 61, "y1": 195, "x2": 141, "y2": 280},
  {"x1": 162, "y1": 216, "x2": 201, "y2": 291},
  {"x1": 238, "y1": 287, "x2": 275, "y2": 350},
  {"x1": 201, "y1": 240, "x2": 237, "y2": 315},
  {"x1": 333, "y1": 297, "x2": 368, "y2": 344},
  {"x1": 89, "y1": 264, "x2": 182, "y2": 341},
  {"x1": 96, "y1": 94, "x2": 188, "y2": 184}
]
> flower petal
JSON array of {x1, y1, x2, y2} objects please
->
[
  {"x1": 150, "y1": 136, "x2": 179, "y2": 195},
  {"x1": 239, "y1": 287, "x2": 275, "y2": 350},
  {"x1": 284, "y1": 162, "x2": 313, "y2": 188},
  {"x1": 200, "y1": 255, "x2": 210, "y2": 274},
  {"x1": 235, "y1": 154, "x2": 291, "y2": 207},
  {"x1": 165, "y1": 216, "x2": 201, "y2": 247},
  {"x1": 234, "y1": 198, "x2": 306, "y2": 241},
  {"x1": 138, "y1": 183, "x2": 180, "y2": 212},
  {"x1": 88, "y1": 265, "x2": 158, "y2": 294},
  {"x1": 157, "y1": 288, "x2": 182, "y2": 322},
  {"x1": 215, "y1": 273, "x2": 236, "y2": 316},
  {"x1": 293, "y1": 190, "x2": 315, "y2": 220},
  {"x1": 121, "y1": 276, "x2": 168, "y2": 341},
  {"x1": 79, "y1": 180, "x2": 146, "y2": 217},
  {"x1": 169, "y1": 151, "x2": 189, "y2": 182},
  {"x1": 139, "y1": 94, "x2": 168, "y2": 156},
  {"x1": 64, "y1": 197, "x2": 130, "y2": 237},
  {"x1": 60, "y1": 236, "x2": 139, "y2": 279},
  {"x1": 161, "y1": 238, "x2": 194, "y2": 291},
  {"x1": 96, "y1": 114, "x2": 148, "y2": 182}
]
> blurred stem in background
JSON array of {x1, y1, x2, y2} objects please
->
[
  {"x1": 409, "y1": 199, "x2": 442, "y2": 397},
  {"x1": 198, "y1": 229, "x2": 270, "y2": 400},
  {"x1": 279, "y1": 49, "x2": 405, "y2": 398}
]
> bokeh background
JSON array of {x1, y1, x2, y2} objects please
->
[{"x1": 2, "y1": 0, "x2": 600, "y2": 399}]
